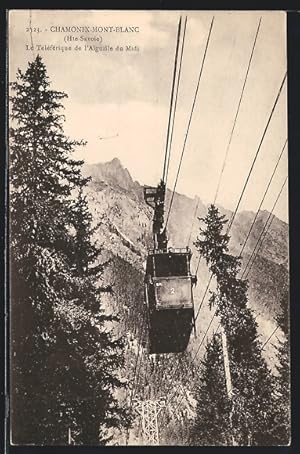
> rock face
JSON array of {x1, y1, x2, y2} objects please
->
[
  {"x1": 84, "y1": 158, "x2": 142, "y2": 197},
  {"x1": 81, "y1": 157, "x2": 289, "y2": 444},
  {"x1": 83, "y1": 157, "x2": 289, "y2": 369}
]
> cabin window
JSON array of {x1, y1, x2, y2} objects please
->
[{"x1": 154, "y1": 254, "x2": 189, "y2": 277}]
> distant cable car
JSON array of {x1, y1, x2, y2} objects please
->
[{"x1": 144, "y1": 181, "x2": 197, "y2": 354}]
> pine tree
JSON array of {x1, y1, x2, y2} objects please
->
[
  {"x1": 272, "y1": 287, "x2": 290, "y2": 444},
  {"x1": 66, "y1": 187, "x2": 130, "y2": 444},
  {"x1": 10, "y1": 55, "x2": 129, "y2": 445},
  {"x1": 189, "y1": 334, "x2": 231, "y2": 446},
  {"x1": 193, "y1": 205, "x2": 278, "y2": 445}
]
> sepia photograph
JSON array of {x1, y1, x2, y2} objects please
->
[{"x1": 8, "y1": 9, "x2": 289, "y2": 446}]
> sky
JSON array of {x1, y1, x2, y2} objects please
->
[{"x1": 9, "y1": 10, "x2": 288, "y2": 222}]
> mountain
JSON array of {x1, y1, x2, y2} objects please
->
[
  {"x1": 83, "y1": 157, "x2": 288, "y2": 306},
  {"x1": 84, "y1": 158, "x2": 143, "y2": 199},
  {"x1": 82, "y1": 158, "x2": 289, "y2": 443}
]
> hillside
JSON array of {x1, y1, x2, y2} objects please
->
[
  {"x1": 82, "y1": 158, "x2": 289, "y2": 444},
  {"x1": 83, "y1": 157, "x2": 288, "y2": 311}
]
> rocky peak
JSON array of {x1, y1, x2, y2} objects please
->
[{"x1": 83, "y1": 158, "x2": 138, "y2": 193}]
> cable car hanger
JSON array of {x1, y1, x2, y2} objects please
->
[{"x1": 143, "y1": 16, "x2": 199, "y2": 355}]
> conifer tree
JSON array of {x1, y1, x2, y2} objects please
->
[
  {"x1": 10, "y1": 55, "x2": 129, "y2": 445},
  {"x1": 273, "y1": 287, "x2": 290, "y2": 444},
  {"x1": 66, "y1": 187, "x2": 130, "y2": 444},
  {"x1": 189, "y1": 334, "x2": 231, "y2": 446},
  {"x1": 193, "y1": 205, "x2": 278, "y2": 445}
]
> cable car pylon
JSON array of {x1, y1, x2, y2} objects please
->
[{"x1": 133, "y1": 397, "x2": 166, "y2": 445}]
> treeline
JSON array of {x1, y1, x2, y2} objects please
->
[
  {"x1": 10, "y1": 55, "x2": 130, "y2": 445},
  {"x1": 189, "y1": 205, "x2": 290, "y2": 446}
]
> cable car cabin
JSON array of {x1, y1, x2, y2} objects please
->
[{"x1": 144, "y1": 247, "x2": 196, "y2": 354}]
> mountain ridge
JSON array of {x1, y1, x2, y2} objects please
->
[
  {"x1": 83, "y1": 157, "x2": 289, "y2": 373},
  {"x1": 83, "y1": 158, "x2": 288, "y2": 229}
]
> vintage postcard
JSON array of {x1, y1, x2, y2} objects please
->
[{"x1": 7, "y1": 10, "x2": 289, "y2": 446}]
